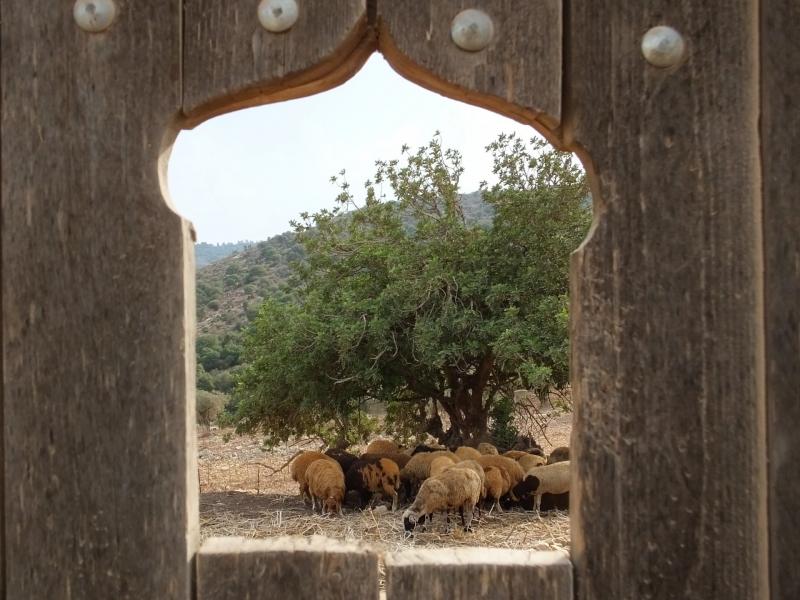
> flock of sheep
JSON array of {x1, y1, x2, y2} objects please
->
[{"x1": 289, "y1": 438, "x2": 570, "y2": 534}]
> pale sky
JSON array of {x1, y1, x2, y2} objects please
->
[{"x1": 168, "y1": 54, "x2": 538, "y2": 244}]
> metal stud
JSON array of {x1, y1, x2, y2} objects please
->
[
  {"x1": 451, "y1": 9, "x2": 494, "y2": 52},
  {"x1": 641, "y1": 26, "x2": 686, "y2": 68},
  {"x1": 74, "y1": 0, "x2": 117, "y2": 33},
  {"x1": 258, "y1": 0, "x2": 299, "y2": 33}
]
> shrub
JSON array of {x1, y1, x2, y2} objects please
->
[{"x1": 196, "y1": 391, "x2": 228, "y2": 426}]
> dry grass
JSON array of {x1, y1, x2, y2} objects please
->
[{"x1": 198, "y1": 413, "x2": 572, "y2": 573}]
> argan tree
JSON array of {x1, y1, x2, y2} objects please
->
[{"x1": 233, "y1": 133, "x2": 591, "y2": 446}]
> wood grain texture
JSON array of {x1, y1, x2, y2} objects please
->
[
  {"x1": 1, "y1": 1, "x2": 197, "y2": 598},
  {"x1": 378, "y1": 0, "x2": 562, "y2": 132},
  {"x1": 197, "y1": 536, "x2": 379, "y2": 600},
  {"x1": 385, "y1": 548, "x2": 571, "y2": 600},
  {"x1": 565, "y1": 2, "x2": 765, "y2": 599},
  {"x1": 183, "y1": 0, "x2": 371, "y2": 125},
  {"x1": 762, "y1": 1, "x2": 800, "y2": 598}
]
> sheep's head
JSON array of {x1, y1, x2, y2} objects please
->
[
  {"x1": 402, "y1": 508, "x2": 422, "y2": 532},
  {"x1": 510, "y1": 474, "x2": 540, "y2": 502},
  {"x1": 323, "y1": 495, "x2": 342, "y2": 515}
]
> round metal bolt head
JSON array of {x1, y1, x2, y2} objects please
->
[
  {"x1": 73, "y1": 0, "x2": 117, "y2": 33},
  {"x1": 641, "y1": 26, "x2": 686, "y2": 68},
  {"x1": 258, "y1": 0, "x2": 299, "y2": 33},
  {"x1": 451, "y1": 9, "x2": 494, "y2": 52}
]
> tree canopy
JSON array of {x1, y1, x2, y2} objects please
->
[{"x1": 233, "y1": 133, "x2": 591, "y2": 447}]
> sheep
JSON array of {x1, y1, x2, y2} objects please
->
[
  {"x1": 502, "y1": 450, "x2": 529, "y2": 460},
  {"x1": 345, "y1": 457, "x2": 401, "y2": 511},
  {"x1": 411, "y1": 443, "x2": 446, "y2": 455},
  {"x1": 325, "y1": 448, "x2": 359, "y2": 474},
  {"x1": 518, "y1": 453, "x2": 547, "y2": 472},
  {"x1": 511, "y1": 461, "x2": 570, "y2": 516},
  {"x1": 548, "y1": 446, "x2": 570, "y2": 464},
  {"x1": 429, "y1": 455, "x2": 456, "y2": 478},
  {"x1": 365, "y1": 438, "x2": 400, "y2": 455},
  {"x1": 483, "y1": 466, "x2": 510, "y2": 513},
  {"x1": 454, "y1": 446, "x2": 482, "y2": 461},
  {"x1": 359, "y1": 451, "x2": 411, "y2": 469},
  {"x1": 306, "y1": 458, "x2": 346, "y2": 516},
  {"x1": 399, "y1": 450, "x2": 457, "y2": 502},
  {"x1": 290, "y1": 451, "x2": 341, "y2": 503},
  {"x1": 445, "y1": 459, "x2": 486, "y2": 490},
  {"x1": 477, "y1": 442, "x2": 499, "y2": 455},
  {"x1": 475, "y1": 455, "x2": 525, "y2": 488},
  {"x1": 402, "y1": 467, "x2": 482, "y2": 533}
]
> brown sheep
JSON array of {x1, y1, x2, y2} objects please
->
[
  {"x1": 345, "y1": 457, "x2": 401, "y2": 511},
  {"x1": 445, "y1": 459, "x2": 486, "y2": 491},
  {"x1": 429, "y1": 455, "x2": 456, "y2": 478},
  {"x1": 476, "y1": 455, "x2": 525, "y2": 488},
  {"x1": 454, "y1": 446, "x2": 482, "y2": 461},
  {"x1": 518, "y1": 453, "x2": 547, "y2": 472},
  {"x1": 365, "y1": 438, "x2": 399, "y2": 455},
  {"x1": 548, "y1": 446, "x2": 570, "y2": 464},
  {"x1": 290, "y1": 451, "x2": 341, "y2": 503},
  {"x1": 483, "y1": 466, "x2": 509, "y2": 513},
  {"x1": 306, "y1": 459, "x2": 345, "y2": 516},
  {"x1": 477, "y1": 442, "x2": 499, "y2": 455},
  {"x1": 400, "y1": 450, "x2": 459, "y2": 500},
  {"x1": 403, "y1": 468, "x2": 482, "y2": 533},
  {"x1": 502, "y1": 450, "x2": 528, "y2": 460},
  {"x1": 359, "y1": 452, "x2": 411, "y2": 469}
]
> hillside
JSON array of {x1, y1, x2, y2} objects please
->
[
  {"x1": 194, "y1": 191, "x2": 492, "y2": 393},
  {"x1": 195, "y1": 241, "x2": 253, "y2": 268}
]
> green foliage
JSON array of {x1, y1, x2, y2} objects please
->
[
  {"x1": 196, "y1": 390, "x2": 229, "y2": 426},
  {"x1": 234, "y1": 133, "x2": 591, "y2": 444},
  {"x1": 489, "y1": 395, "x2": 519, "y2": 450}
]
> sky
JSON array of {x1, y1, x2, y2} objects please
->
[{"x1": 167, "y1": 54, "x2": 539, "y2": 244}]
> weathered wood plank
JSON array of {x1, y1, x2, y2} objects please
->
[
  {"x1": 565, "y1": 2, "x2": 765, "y2": 599},
  {"x1": 762, "y1": 1, "x2": 800, "y2": 598},
  {"x1": 378, "y1": 0, "x2": 562, "y2": 132},
  {"x1": 385, "y1": 548, "x2": 571, "y2": 600},
  {"x1": 183, "y1": 0, "x2": 371, "y2": 125},
  {"x1": 197, "y1": 536, "x2": 379, "y2": 600},
  {"x1": 1, "y1": 2, "x2": 196, "y2": 598}
]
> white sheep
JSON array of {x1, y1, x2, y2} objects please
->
[
  {"x1": 512, "y1": 461, "x2": 570, "y2": 517},
  {"x1": 517, "y1": 453, "x2": 547, "y2": 472},
  {"x1": 402, "y1": 467, "x2": 482, "y2": 533}
]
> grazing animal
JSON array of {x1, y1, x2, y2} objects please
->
[
  {"x1": 548, "y1": 446, "x2": 570, "y2": 464},
  {"x1": 517, "y1": 453, "x2": 547, "y2": 472},
  {"x1": 445, "y1": 459, "x2": 486, "y2": 490},
  {"x1": 400, "y1": 450, "x2": 460, "y2": 499},
  {"x1": 454, "y1": 446, "x2": 483, "y2": 461},
  {"x1": 345, "y1": 457, "x2": 401, "y2": 511},
  {"x1": 359, "y1": 451, "x2": 411, "y2": 469},
  {"x1": 411, "y1": 444, "x2": 445, "y2": 455},
  {"x1": 325, "y1": 448, "x2": 359, "y2": 474},
  {"x1": 290, "y1": 451, "x2": 341, "y2": 503},
  {"x1": 483, "y1": 466, "x2": 510, "y2": 513},
  {"x1": 475, "y1": 455, "x2": 525, "y2": 488},
  {"x1": 306, "y1": 459, "x2": 345, "y2": 516},
  {"x1": 403, "y1": 468, "x2": 482, "y2": 533},
  {"x1": 502, "y1": 450, "x2": 529, "y2": 460},
  {"x1": 429, "y1": 455, "x2": 456, "y2": 478},
  {"x1": 365, "y1": 438, "x2": 400, "y2": 455},
  {"x1": 511, "y1": 461, "x2": 570, "y2": 516},
  {"x1": 477, "y1": 442, "x2": 499, "y2": 455}
]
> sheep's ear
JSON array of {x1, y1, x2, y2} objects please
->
[{"x1": 525, "y1": 475, "x2": 540, "y2": 492}]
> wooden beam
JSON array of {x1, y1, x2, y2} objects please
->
[
  {"x1": 565, "y1": 1, "x2": 766, "y2": 598},
  {"x1": 385, "y1": 548, "x2": 572, "y2": 600},
  {"x1": 762, "y1": 1, "x2": 800, "y2": 598},
  {"x1": 197, "y1": 536, "x2": 379, "y2": 600},
  {"x1": 378, "y1": 0, "x2": 562, "y2": 135},
  {"x1": 1, "y1": 1, "x2": 196, "y2": 597}
]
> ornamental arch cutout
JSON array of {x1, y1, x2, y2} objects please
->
[{"x1": 3, "y1": 1, "x2": 796, "y2": 599}]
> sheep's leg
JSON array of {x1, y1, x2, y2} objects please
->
[
  {"x1": 459, "y1": 507, "x2": 466, "y2": 527},
  {"x1": 495, "y1": 498, "x2": 504, "y2": 514},
  {"x1": 533, "y1": 494, "x2": 542, "y2": 519},
  {"x1": 391, "y1": 492, "x2": 398, "y2": 512},
  {"x1": 463, "y1": 503, "x2": 475, "y2": 532},
  {"x1": 311, "y1": 494, "x2": 317, "y2": 512}
]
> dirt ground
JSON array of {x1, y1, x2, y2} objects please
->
[{"x1": 198, "y1": 413, "x2": 572, "y2": 562}]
